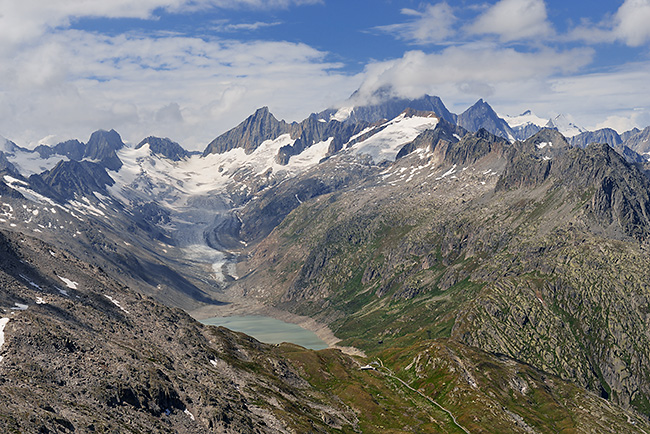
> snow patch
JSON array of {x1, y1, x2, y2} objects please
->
[
  {"x1": 104, "y1": 295, "x2": 130, "y2": 314},
  {"x1": 4, "y1": 176, "x2": 60, "y2": 207},
  {"x1": 184, "y1": 409, "x2": 195, "y2": 421},
  {"x1": 536, "y1": 142, "x2": 552, "y2": 149},
  {"x1": 435, "y1": 165, "x2": 457, "y2": 181},
  {"x1": 547, "y1": 114, "x2": 585, "y2": 138},
  {"x1": 11, "y1": 303, "x2": 28, "y2": 311},
  {"x1": 502, "y1": 110, "x2": 547, "y2": 128},
  {"x1": 19, "y1": 274, "x2": 41, "y2": 290},
  {"x1": 58, "y1": 276, "x2": 78, "y2": 290}
]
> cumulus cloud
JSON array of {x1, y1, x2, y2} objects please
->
[
  {"x1": 467, "y1": 0, "x2": 553, "y2": 42},
  {"x1": 612, "y1": 0, "x2": 650, "y2": 46},
  {"x1": 0, "y1": 31, "x2": 357, "y2": 150},
  {"x1": 352, "y1": 46, "x2": 592, "y2": 104},
  {"x1": 344, "y1": 45, "x2": 650, "y2": 133},
  {"x1": 373, "y1": 3, "x2": 457, "y2": 44},
  {"x1": 0, "y1": 0, "x2": 321, "y2": 47},
  {"x1": 569, "y1": 0, "x2": 650, "y2": 46}
]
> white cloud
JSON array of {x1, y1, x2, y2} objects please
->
[
  {"x1": 346, "y1": 46, "x2": 650, "y2": 134},
  {"x1": 374, "y1": 3, "x2": 457, "y2": 44},
  {"x1": 0, "y1": 30, "x2": 357, "y2": 150},
  {"x1": 212, "y1": 20, "x2": 283, "y2": 32},
  {"x1": 467, "y1": 0, "x2": 553, "y2": 42},
  {"x1": 0, "y1": 0, "x2": 321, "y2": 47},
  {"x1": 613, "y1": 0, "x2": 650, "y2": 46},
  {"x1": 595, "y1": 115, "x2": 640, "y2": 134},
  {"x1": 352, "y1": 46, "x2": 592, "y2": 104},
  {"x1": 569, "y1": 0, "x2": 650, "y2": 47}
]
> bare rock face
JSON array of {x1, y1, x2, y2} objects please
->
[
  {"x1": 458, "y1": 99, "x2": 515, "y2": 140},
  {"x1": 203, "y1": 107, "x2": 293, "y2": 156},
  {"x1": 84, "y1": 129, "x2": 125, "y2": 171},
  {"x1": 0, "y1": 230, "x2": 361, "y2": 433},
  {"x1": 137, "y1": 136, "x2": 191, "y2": 161},
  {"x1": 29, "y1": 159, "x2": 115, "y2": 202}
]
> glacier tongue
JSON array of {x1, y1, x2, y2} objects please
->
[{"x1": 107, "y1": 134, "x2": 333, "y2": 282}]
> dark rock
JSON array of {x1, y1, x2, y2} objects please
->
[
  {"x1": 29, "y1": 160, "x2": 115, "y2": 202},
  {"x1": 136, "y1": 137, "x2": 189, "y2": 161},
  {"x1": 323, "y1": 92, "x2": 457, "y2": 125},
  {"x1": 458, "y1": 99, "x2": 514, "y2": 140},
  {"x1": 82, "y1": 130, "x2": 125, "y2": 171},
  {"x1": 203, "y1": 107, "x2": 293, "y2": 156}
]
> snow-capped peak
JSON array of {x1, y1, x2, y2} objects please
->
[
  {"x1": 332, "y1": 106, "x2": 354, "y2": 122},
  {"x1": 546, "y1": 114, "x2": 585, "y2": 138},
  {"x1": 348, "y1": 111, "x2": 439, "y2": 163},
  {"x1": 501, "y1": 110, "x2": 547, "y2": 129}
]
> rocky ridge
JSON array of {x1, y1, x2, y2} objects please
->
[{"x1": 229, "y1": 126, "x2": 650, "y2": 419}]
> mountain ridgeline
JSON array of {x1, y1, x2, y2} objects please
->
[{"x1": 2, "y1": 94, "x2": 650, "y2": 432}]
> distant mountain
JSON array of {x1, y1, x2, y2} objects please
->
[
  {"x1": 203, "y1": 107, "x2": 293, "y2": 156},
  {"x1": 622, "y1": 128, "x2": 641, "y2": 142},
  {"x1": 327, "y1": 93, "x2": 457, "y2": 125},
  {"x1": 502, "y1": 110, "x2": 546, "y2": 140},
  {"x1": 570, "y1": 128, "x2": 622, "y2": 148},
  {"x1": 203, "y1": 106, "x2": 370, "y2": 165},
  {"x1": 275, "y1": 113, "x2": 367, "y2": 164},
  {"x1": 34, "y1": 139, "x2": 85, "y2": 160},
  {"x1": 622, "y1": 126, "x2": 650, "y2": 155},
  {"x1": 84, "y1": 129, "x2": 125, "y2": 171},
  {"x1": 31, "y1": 130, "x2": 126, "y2": 172},
  {"x1": 457, "y1": 99, "x2": 515, "y2": 140},
  {"x1": 29, "y1": 160, "x2": 115, "y2": 202},
  {"x1": 546, "y1": 114, "x2": 585, "y2": 138},
  {"x1": 136, "y1": 136, "x2": 191, "y2": 161}
]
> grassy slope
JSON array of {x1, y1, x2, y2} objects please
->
[{"x1": 233, "y1": 139, "x2": 650, "y2": 428}]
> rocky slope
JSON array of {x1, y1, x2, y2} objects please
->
[
  {"x1": 0, "y1": 227, "x2": 646, "y2": 433},
  {"x1": 229, "y1": 126, "x2": 650, "y2": 419}
]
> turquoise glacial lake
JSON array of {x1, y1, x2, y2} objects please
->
[{"x1": 200, "y1": 315, "x2": 328, "y2": 350}]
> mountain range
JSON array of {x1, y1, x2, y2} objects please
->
[{"x1": 2, "y1": 92, "x2": 650, "y2": 432}]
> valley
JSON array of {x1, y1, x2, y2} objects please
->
[{"x1": 1, "y1": 94, "x2": 650, "y2": 432}]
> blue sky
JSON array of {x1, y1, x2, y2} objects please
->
[{"x1": 1, "y1": 0, "x2": 649, "y2": 150}]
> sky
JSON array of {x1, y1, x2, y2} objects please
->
[{"x1": 1, "y1": 0, "x2": 649, "y2": 151}]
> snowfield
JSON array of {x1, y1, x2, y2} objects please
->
[{"x1": 349, "y1": 114, "x2": 439, "y2": 163}]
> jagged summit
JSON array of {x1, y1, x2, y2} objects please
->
[
  {"x1": 502, "y1": 110, "x2": 546, "y2": 140},
  {"x1": 545, "y1": 114, "x2": 585, "y2": 138},
  {"x1": 203, "y1": 106, "x2": 293, "y2": 156},
  {"x1": 84, "y1": 129, "x2": 125, "y2": 171},
  {"x1": 458, "y1": 99, "x2": 515, "y2": 141},
  {"x1": 136, "y1": 136, "x2": 190, "y2": 161},
  {"x1": 29, "y1": 159, "x2": 115, "y2": 203}
]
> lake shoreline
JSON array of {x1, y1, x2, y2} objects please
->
[{"x1": 190, "y1": 302, "x2": 366, "y2": 358}]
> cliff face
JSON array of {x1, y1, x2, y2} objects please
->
[{"x1": 231, "y1": 128, "x2": 650, "y2": 418}]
